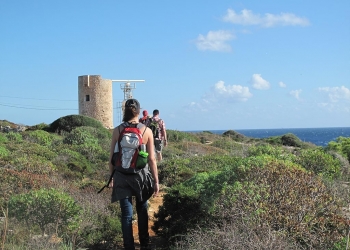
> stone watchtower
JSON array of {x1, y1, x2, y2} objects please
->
[{"x1": 78, "y1": 75, "x2": 113, "y2": 129}]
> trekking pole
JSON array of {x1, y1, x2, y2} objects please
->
[{"x1": 97, "y1": 169, "x2": 115, "y2": 194}]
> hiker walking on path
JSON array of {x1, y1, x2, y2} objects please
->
[
  {"x1": 139, "y1": 110, "x2": 151, "y2": 127},
  {"x1": 151, "y1": 109, "x2": 167, "y2": 162},
  {"x1": 109, "y1": 99, "x2": 159, "y2": 250}
]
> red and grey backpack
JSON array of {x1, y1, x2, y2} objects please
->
[{"x1": 111, "y1": 122, "x2": 146, "y2": 174}]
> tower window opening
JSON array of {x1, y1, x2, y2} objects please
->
[{"x1": 85, "y1": 95, "x2": 90, "y2": 101}]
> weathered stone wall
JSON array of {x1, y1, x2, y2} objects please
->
[{"x1": 78, "y1": 75, "x2": 113, "y2": 129}]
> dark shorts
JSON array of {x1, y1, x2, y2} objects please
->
[{"x1": 154, "y1": 139, "x2": 163, "y2": 153}]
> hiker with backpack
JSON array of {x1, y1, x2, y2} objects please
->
[
  {"x1": 108, "y1": 99, "x2": 159, "y2": 250},
  {"x1": 150, "y1": 109, "x2": 167, "y2": 162},
  {"x1": 139, "y1": 109, "x2": 151, "y2": 127}
]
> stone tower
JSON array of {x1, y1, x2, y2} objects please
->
[{"x1": 78, "y1": 75, "x2": 113, "y2": 129}]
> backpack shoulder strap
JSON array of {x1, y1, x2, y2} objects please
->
[{"x1": 137, "y1": 123, "x2": 147, "y2": 137}]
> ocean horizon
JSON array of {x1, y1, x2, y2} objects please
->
[{"x1": 187, "y1": 127, "x2": 350, "y2": 147}]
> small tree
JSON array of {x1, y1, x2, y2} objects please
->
[{"x1": 8, "y1": 188, "x2": 80, "y2": 236}]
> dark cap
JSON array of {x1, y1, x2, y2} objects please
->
[{"x1": 125, "y1": 99, "x2": 140, "y2": 110}]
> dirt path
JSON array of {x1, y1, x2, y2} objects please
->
[{"x1": 132, "y1": 191, "x2": 167, "y2": 249}]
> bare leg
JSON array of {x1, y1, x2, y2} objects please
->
[{"x1": 156, "y1": 152, "x2": 162, "y2": 162}]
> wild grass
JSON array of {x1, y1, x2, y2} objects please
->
[{"x1": 0, "y1": 118, "x2": 350, "y2": 249}]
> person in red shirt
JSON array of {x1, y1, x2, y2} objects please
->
[{"x1": 139, "y1": 110, "x2": 151, "y2": 127}]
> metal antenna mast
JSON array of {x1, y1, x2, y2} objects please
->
[{"x1": 112, "y1": 79, "x2": 145, "y2": 124}]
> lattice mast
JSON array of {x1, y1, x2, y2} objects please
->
[{"x1": 112, "y1": 80, "x2": 145, "y2": 124}]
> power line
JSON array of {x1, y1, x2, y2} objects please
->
[
  {"x1": 0, "y1": 103, "x2": 78, "y2": 111},
  {"x1": 0, "y1": 95, "x2": 77, "y2": 102},
  {"x1": 0, "y1": 95, "x2": 122, "y2": 102}
]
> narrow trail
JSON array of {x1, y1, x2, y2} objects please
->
[{"x1": 132, "y1": 191, "x2": 167, "y2": 249}]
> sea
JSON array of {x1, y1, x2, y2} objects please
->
[{"x1": 188, "y1": 127, "x2": 350, "y2": 147}]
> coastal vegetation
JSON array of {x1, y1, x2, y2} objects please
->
[{"x1": 1, "y1": 116, "x2": 350, "y2": 249}]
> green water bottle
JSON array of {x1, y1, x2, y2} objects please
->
[{"x1": 136, "y1": 151, "x2": 149, "y2": 169}]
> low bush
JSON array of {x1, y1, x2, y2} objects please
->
[
  {"x1": 262, "y1": 133, "x2": 316, "y2": 149},
  {"x1": 294, "y1": 148, "x2": 341, "y2": 179},
  {"x1": 22, "y1": 130, "x2": 56, "y2": 146},
  {"x1": 326, "y1": 136, "x2": 350, "y2": 162},
  {"x1": 63, "y1": 126, "x2": 99, "y2": 145},
  {"x1": 5, "y1": 132, "x2": 23, "y2": 142},
  {"x1": 0, "y1": 145, "x2": 9, "y2": 157},
  {"x1": 281, "y1": 133, "x2": 303, "y2": 147},
  {"x1": 5, "y1": 140, "x2": 57, "y2": 162},
  {"x1": 211, "y1": 137, "x2": 250, "y2": 157},
  {"x1": 26, "y1": 122, "x2": 50, "y2": 131},
  {"x1": 173, "y1": 221, "x2": 298, "y2": 250},
  {"x1": 158, "y1": 155, "x2": 244, "y2": 187},
  {"x1": 0, "y1": 133, "x2": 8, "y2": 143},
  {"x1": 247, "y1": 144, "x2": 297, "y2": 162},
  {"x1": 154, "y1": 158, "x2": 347, "y2": 249},
  {"x1": 8, "y1": 188, "x2": 81, "y2": 236},
  {"x1": 78, "y1": 203, "x2": 122, "y2": 249},
  {"x1": 53, "y1": 148, "x2": 94, "y2": 179},
  {"x1": 167, "y1": 130, "x2": 200, "y2": 143},
  {"x1": 48, "y1": 114, "x2": 106, "y2": 133},
  {"x1": 222, "y1": 130, "x2": 247, "y2": 142}
]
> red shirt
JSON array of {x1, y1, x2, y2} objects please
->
[{"x1": 139, "y1": 116, "x2": 150, "y2": 126}]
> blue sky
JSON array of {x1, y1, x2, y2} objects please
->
[{"x1": 1, "y1": 1, "x2": 349, "y2": 131}]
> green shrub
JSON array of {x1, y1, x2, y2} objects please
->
[
  {"x1": 326, "y1": 136, "x2": 350, "y2": 162},
  {"x1": 12, "y1": 154, "x2": 55, "y2": 174},
  {"x1": 6, "y1": 140, "x2": 57, "y2": 162},
  {"x1": 211, "y1": 137, "x2": 250, "y2": 156},
  {"x1": 158, "y1": 155, "x2": 244, "y2": 187},
  {"x1": 153, "y1": 181, "x2": 206, "y2": 241},
  {"x1": 262, "y1": 133, "x2": 315, "y2": 149},
  {"x1": 78, "y1": 203, "x2": 122, "y2": 249},
  {"x1": 247, "y1": 144, "x2": 296, "y2": 162},
  {"x1": 5, "y1": 132, "x2": 23, "y2": 142},
  {"x1": 167, "y1": 130, "x2": 200, "y2": 143},
  {"x1": 48, "y1": 114, "x2": 105, "y2": 133},
  {"x1": 222, "y1": 130, "x2": 246, "y2": 141},
  {"x1": 217, "y1": 162, "x2": 346, "y2": 249},
  {"x1": 72, "y1": 143, "x2": 106, "y2": 163},
  {"x1": 294, "y1": 148, "x2": 341, "y2": 179},
  {"x1": 27, "y1": 122, "x2": 50, "y2": 131},
  {"x1": 63, "y1": 126, "x2": 111, "y2": 153},
  {"x1": 0, "y1": 120, "x2": 15, "y2": 127},
  {"x1": 153, "y1": 156, "x2": 272, "y2": 241},
  {"x1": 8, "y1": 188, "x2": 81, "y2": 236},
  {"x1": 155, "y1": 158, "x2": 347, "y2": 248},
  {"x1": 63, "y1": 127, "x2": 99, "y2": 145},
  {"x1": 22, "y1": 130, "x2": 54, "y2": 146},
  {"x1": 0, "y1": 145, "x2": 9, "y2": 157},
  {"x1": 52, "y1": 148, "x2": 94, "y2": 179},
  {"x1": 0, "y1": 133, "x2": 8, "y2": 143},
  {"x1": 281, "y1": 133, "x2": 303, "y2": 147}
]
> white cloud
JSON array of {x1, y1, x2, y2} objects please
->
[
  {"x1": 213, "y1": 81, "x2": 252, "y2": 101},
  {"x1": 223, "y1": 9, "x2": 310, "y2": 27},
  {"x1": 290, "y1": 89, "x2": 302, "y2": 100},
  {"x1": 318, "y1": 86, "x2": 350, "y2": 102},
  {"x1": 279, "y1": 81, "x2": 287, "y2": 88},
  {"x1": 250, "y1": 74, "x2": 270, "y2": 90},
  {"x1": 184, "y1": 81, "x2": 252, "y2": 113},
  {"x1": 195, "y1": 30, "x2": 235, "y2": 52},
  {"x1": 183, "y1": 101, "x2": 209, "y2": 113}
]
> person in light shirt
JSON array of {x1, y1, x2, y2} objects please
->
[{"x1": 151, "y1": 109, "x2": 167, "y2": 162}]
